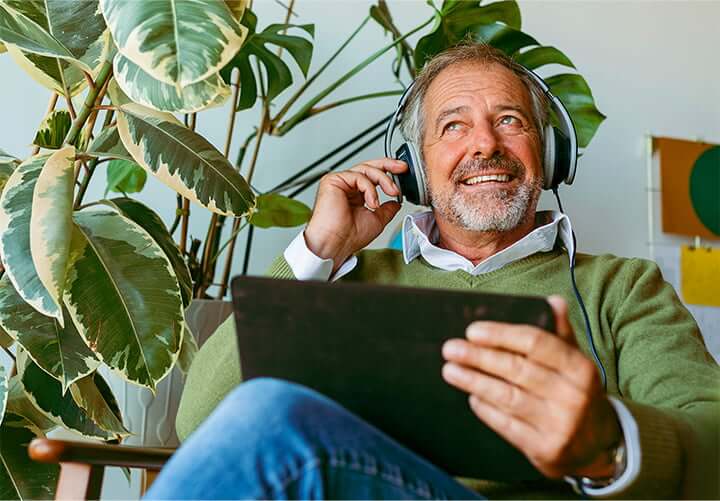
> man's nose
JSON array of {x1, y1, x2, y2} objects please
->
[{"x1": 470, "y1": 122, "x2": 503, "y2": 160}]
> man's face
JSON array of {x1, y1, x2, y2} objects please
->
[{"x1": 421, "y1": 62, "x2": 544, "y2": 233}]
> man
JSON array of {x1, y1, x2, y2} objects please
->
[{"x1": 149, "y1": 44, "x2": 719, "y2": 499}]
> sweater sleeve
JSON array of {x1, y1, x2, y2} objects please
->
[{"x1": 608, "y1": 258, "x2": 719, "y2": 499}]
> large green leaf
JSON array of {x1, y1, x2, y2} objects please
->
[
  {"x1": 220, "y1": 9, "x2": 314, "y2": 110},
  {"x1": 545, "y1": 73, "x2": 606, "y2": 148},
  {"x1": 18, "y1": 352, "x2": 128, "y2": 439},
  {"x1": 102, "y1": 197, "x2": 193, "y2": 306},
  {"x1": 100, "y1": 0, "x2": 247, "y2": 87},
  {"x1": 30, "y1": 146, "x2": 75, "y2": 319},
  {"x1": 32, "y1": 110, "x2": 72, "y2": 150},
  {"x1": 513, "y1": 46, "x2": 575, "y2": 70},
  {"x1": 0, "y1": 1, "x2": 75, "y2": 60},
  {"x1": 114, "y1": 99, "x2": 255, "y2": 217},
  {"x1": 0, "y1": 276, "x2": 100, "y2": 392},
  {"x1": 64, "y1": 210, "x2": 184, "y2": 389},
  {"x1": 249, "y1": 193, "x2": 311, "y2": 229},
  {"x1": 2, "y1": 0, "x2": 108, "y2": 96},
  {"x1": 0, "y1": 154, "x2": 61, "y2": 321},
  {"x1": 113, "y1": 52, "x2": 230, "y2": 113},
  {"x1": 414, "y1": 0, "x2": 522, "y2": 68},
  {"x1": 104, "y1": 159, "x2": 147, "y2": 196},
  {"x1": 0, "y1": 412, "x2": 58, "y2": 500},
  {"x1": 85, "y1": 125, "x2": 134, "y2": 163}
]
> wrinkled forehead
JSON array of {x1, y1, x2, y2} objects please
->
[{"x1": 422, "y1": 61, "x2": 534, "y2": 119}]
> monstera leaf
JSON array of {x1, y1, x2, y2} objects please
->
[
  {"x1": 64, "y1": 210, "x2": 184, "y2": 390},
  {"x1": 221, "y1": 9, "x2": 314, "y2": 110},
  {"x1": 101, "y1": 197, "x2": 193, "y2": 306},
  {"x1": 2, "y1": 0, "x2": 108, "y2": 96},
  {"x1": 18, "y1": 352, "x2": 128, "y2": 439},
  {"x1": 109, "y1": 82, "x2": 255, "y2": 217},
  {"x1": 113, "y1": 52, "x2": 231, "y2": 113},
  {"x1": 100, "y1": 0, "x2": 247, "y2": 88},
  {"x1": 0, "y1": 275, "x2": 100, "y2": 393}
]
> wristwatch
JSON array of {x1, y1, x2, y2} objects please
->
[{"x1": 568, "y1": 438, "x2": 627, "y2": 494}]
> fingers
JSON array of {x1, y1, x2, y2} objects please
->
[
  {"x1": 332, "y1": 171, "x2": 383, "y2": 208},
  {"x1": 358, "y1": 158, "x2": 408, "y2": 174},
  {"x1": 546, "y1": 295, "x2": 574, "y2": 342},
  {"x1": 442, "y1": 362, "x2": 548, "y2": 423},
  {"x1": 374, "y1": 201, "x2": 401, "y2": 226},
  {"x1": 349, "y1": 163, "x2": 402, "y2": 198}
]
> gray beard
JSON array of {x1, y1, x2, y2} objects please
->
[{"x1": 427, "y1": 157, "x2": 542, "y2": 233}]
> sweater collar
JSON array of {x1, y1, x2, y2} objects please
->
[{"x1": 401, "y1": 210, "x2": 574, "y2": 275}]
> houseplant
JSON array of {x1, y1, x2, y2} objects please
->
[{"x1": 0, "y1": 0, "x2": 604, "y2": 497}]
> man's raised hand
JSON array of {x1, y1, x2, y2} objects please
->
[{"x1": 304, "y1": 158, "x2": 408, "y2": 272}]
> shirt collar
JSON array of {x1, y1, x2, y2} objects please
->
[{"x1": 401, "y1": 210, "x2": 574, "y2": 275}]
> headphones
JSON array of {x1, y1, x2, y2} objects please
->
[{"x1": 384, "y1": 67, "x2": 579, "y2": 206}]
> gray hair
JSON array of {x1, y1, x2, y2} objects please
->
[{"x1": 399, "y1": 43, "x2": 549, "y2": 156}]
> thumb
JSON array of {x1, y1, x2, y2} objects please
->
[
  {"x1": 374, "y1": 200, "x2": 401, "y2": 226},
  {"x1": 546, "y1": 295, "x2": 575, "y2": 343}
]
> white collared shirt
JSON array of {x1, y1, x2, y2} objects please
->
[{"x1": 283, "y1": 210, "x2": 640, "y2": 495}]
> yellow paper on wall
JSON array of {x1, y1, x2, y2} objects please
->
[{"x1": 680, "y1": 245, "x2": 720, "y2": 307}]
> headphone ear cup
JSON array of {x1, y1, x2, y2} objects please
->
[
  {"x1": 542, "y1": 124, "x2": 557, "y2": 190},
  {"x1": 394, "y1": 142, "x2": 429, "y2": 206}
]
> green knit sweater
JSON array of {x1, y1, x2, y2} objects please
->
[{"x1": 177, "y1": 247, "x2": 720, "y2": 499}]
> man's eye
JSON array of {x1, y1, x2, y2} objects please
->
[
  {"x1": 499, "y1": 115, "x2": 520, "y2": 126},
  {"x1": 444, "y1": 122, "x2": 461, "y2": 133}
]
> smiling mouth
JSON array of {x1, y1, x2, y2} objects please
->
[{"x1": 461, "y1": 174, "x2": 514, "y2": 185}]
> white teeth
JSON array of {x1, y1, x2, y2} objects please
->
[{"x1": 463, "y1": 174, "x2": 511, "y2": 185}]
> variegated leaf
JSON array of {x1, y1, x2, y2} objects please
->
[
  {"x1": 114, "y1": 52, "x2": 230, "y2": 113},
  {"x1": 102, "y1": 197, "x2": 193, "y2": 306},
  {"x1": 0, "y1": 149, "x2": 19, "y2": 196},
  {"x1": 0, "y1": 41, "x2": 5, "y2": 54},
  {"x1": 2, "y1": 0, "x2": 108, "y2": 89},
  {"x1": 0, "y1": 154, "x2": 61, "y2": 321},
  {"x1": 176, "y1": 325, "x2": 197, "y2": 375},
  {"x1": 0, "y1": 275, "x2": 100, "y2": 393},
  {"x1": 32, "y1": 110, "x2": 72, "y2": 150},
  {"x1": 30, "y1": 145, "x2": 75, "y2": 322},
  {"x1": 100, "y1": 0, "x2": 247, "y2": 87},
  {"x1": 64, "y1": 210, "x2": 184, "y2": 389},
  {"x1": 6, "y1": 375, "x2": 57, "y2": 435},
  {"x1": 225, "y1": 0, "x2": 248, "y2": 21},
  {"x1": 85, "y1": 125, "x2": 133, "y2": 162},
  {"x1": 0, "y1": 412, "x2": 58, "y2": 500},
  {"x1": 116, "y1": 101, "x2": 255, "y2": 216},
  {"x1": 0, "y1": 365, "x2": 7, "y2": 423},
  {"x1": 0, "y1": 1, "x2": 75, "y2": 60},
  {"x1": 69, "y1": 373, "x2": 128, "y2": 437},
  {"x1": 18, "y1": 351, "x2": 127, "y2": 439}
]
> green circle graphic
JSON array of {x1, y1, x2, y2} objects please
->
[{"x1": 689, "y1": 146, "x2": 720, "y2": 236}]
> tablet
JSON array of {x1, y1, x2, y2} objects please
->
[{"x1": 231, "y1": 276, "x2": 555, "y2": 481}]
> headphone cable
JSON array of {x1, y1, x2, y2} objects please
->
[{"x1": 552, "y1": 188, "x2": 608, "y2": 390}]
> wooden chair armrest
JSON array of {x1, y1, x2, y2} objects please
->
[{"x1": 29, "y1": 438, "x2": 176, "y2": 470}]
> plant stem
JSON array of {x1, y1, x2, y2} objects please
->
[
  {"x1": 271, "y1": 15, "x2": 371, "y2": 131},
  {"x1": 288, "y1": 90, "x2": 402, "y2": 130},
  {"x1": 73, "y1": 107, "x2": 115, "y2": 209},
  {"x1": 275, "y1": 15, "x2": 433, "y2": 136},
  {"x1": 64, "y1": 60, "x2": 113, "y2": 147},
  {"x1": 197, "y1": 71, "x2": 243, "y2": 297},
  {"x1": 31, "y1": 93, "x2": 58, "y2": 155},
  {"x1": 1, "y1": 344, "x2": 15, "y2": 363},
  {"x1": 178, "y1": 113, "x2": 196, "y2": 258}
]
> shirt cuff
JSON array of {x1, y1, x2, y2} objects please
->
[
  {"x1": 570, "y1": 396, "x2": 642, "y2": 497},
  {"x1": 283, "y1": 230, "x2": 357, "y2": 282}
]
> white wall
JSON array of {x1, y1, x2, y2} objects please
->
[{"x1": 1, "y1": 1, "x2": 718, "y2": 283}]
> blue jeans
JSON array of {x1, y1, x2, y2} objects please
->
[{"x1": 146, "y1": 378, "x2": 485, "y2": 500}]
